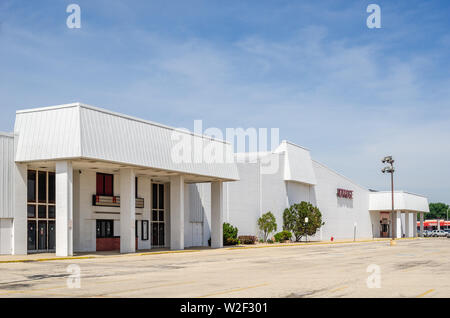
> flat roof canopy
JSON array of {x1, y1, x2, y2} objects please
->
[
  {"x1": 14, "y1": 103, "x2": 239, "y2": 182},
  {"x1": 369, "y1": 191, "x2": 429, "y2": 213}
]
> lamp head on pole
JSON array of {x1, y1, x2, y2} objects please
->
[
  {"x1": 382, "y1": 156, "x2": 394, "y2": 164},
  {"x1": 381, "y1": 166, "x2": 395, "y2": 174}
]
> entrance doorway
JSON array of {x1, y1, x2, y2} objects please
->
[
  {"x1": 151, "y1": 183, "x2": 165, "y2": 247},
  {"x1": 27, "y1": 170, "x2": 56, "y2": 253},
  {"x1": 380, "y1": 212, "x2": 390, "y2": 238}
]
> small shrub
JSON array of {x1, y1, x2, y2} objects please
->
[
  {"x1": 274, "y1": 230, "x2": 292, "y2": 242},
  {"x1": 267, "y1": 239, "x2": 274, "y2": 244},
  {"x1": 223, "y1": 223, "x2": 239, "y2": 246},
  {"x1": 238, "y1": 235, "x2": 257, "y2": 245},
  {"x1": 257, "y1": 211, "x2": 277, "y2": 242},
  {"x1": 259, "y1": 239, "x2": 264, "y2": 243},
  {"x1": 225, "y1": 237, "x2": 239, "y2": 245}
]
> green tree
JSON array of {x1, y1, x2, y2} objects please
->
[
  {"x1": 428, "y1": 202, "x2": 449, "y2": 219},
  {"x1": 257, "y1": 211, "x2": 277, "y2": 242},
  {"x1": 283, "y1": 201, "x2": 324, "y2": 242}
]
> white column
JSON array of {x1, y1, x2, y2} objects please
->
[
  {"x1": 396, "y1": 212, "x2": 402, "y2": 238},
  {"x1": 405, "y1": 212, "x2": 410, "y2": 238},
  {"x1": 12, "y1": 163, "x2": 27, "y2": 255},
  {"x1": 211, "y1": 181, "x2": 223, "y2": 248},
  {"x1": 170, "y1": 175, "x2": 184, "y2": 250},
  {"x1": 413, "y1": 213, "x2": 418, "y2": 237},
  {"x1": 56, "y1": 161, "x2": 73, "y2": 256},
  {"x1": 120, "y1": 168, "x2": 135, "y2": 253},
  {"x1": 420, "y1": 212, "x2": 424, "y2": 237}
]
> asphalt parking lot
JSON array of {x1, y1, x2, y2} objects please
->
[{"x1": 0, "y1": 238, "x2": 449, "y2": 298}]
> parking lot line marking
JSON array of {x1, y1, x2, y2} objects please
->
[
  {"x1": 0, "y1": 256, "x2": 96, "y2": 264},
  {"x1": 0, "y1": 277, "x2": 141, "y2": 296},
  {"x1": 93, "y1": 280, "x2": 197, "y2": 297},
  {"x1": 139, "y1": 250, "x2": 201, "y2": 256},
  {"x1": 197, "y1": 283, "x2": 269, "y2": 298},
  {"x1": 329, "y1": 286, "x2": 348, "y2": 293},
  {"x1": 416, "y1": 289, "x2": 435, "y2": 298},
  {"x1": 0, "y1": 284, "x2": 68, "y2": 296}
]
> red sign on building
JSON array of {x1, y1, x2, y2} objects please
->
[{"x1": 337, "y1": 188, "x2": 353, "y2": 199}]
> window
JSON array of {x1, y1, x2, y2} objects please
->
[
  {"x1": 158, "y1": 184, "x2": 164, "y2": 209},
  {"x1": 27, "y1": 205, "x2": 36, "y2": 218},
  {"x1": 27, "y1": 171, "x2": 36, "y2": 202},
  {"x1": 152, "y1": 183, "x2": 158, "y2": 209},
  {"x1": 48, "y1": 206, "x2": 55, "y2": 219},
  {"x1": 38, "y1": 171, "x2": 47, "y2": 203},
  {"x1": 142, "y1": 220, "x2": 149, "y2": 241},
  {"x1": 96, "y1": 173, "x2": 114, "y2": 196},
  {"x1": 27, "y1": 170, "x2": 56, "y2": 252},
  {"x1": 135, "y1": 177, "x2": 138, "y2": 199},
  {"x1": 48, "y1": 172, "x2": 55, "y2": 203},
  {"x1": 96, "y1": 220, "x2": 114, "y2": 238},
  {"x1": 38, "y1": 205, "x2": 46, "y2": 219}
]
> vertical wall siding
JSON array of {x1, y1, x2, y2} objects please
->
[
  {"x1": 0, "y1": 135, "x2": 14, "y2": 218},
  {"x1": 14, "y1": 107, "x2": 82, "y2": 161},
  {"x1": 79, "y1": 106, "x2": 239, "y2": 180}
]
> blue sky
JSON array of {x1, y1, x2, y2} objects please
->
[{"x1": 1, "y1": 0, "x2": 449, "y2": 203}]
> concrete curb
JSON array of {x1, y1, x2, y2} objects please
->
[
  {"x1": 0, "y1": 237, "x2": 426, "y2": 263},
  {"x1": 0, "y1": 249, "x2": 203, "y2": 264},
  {"x1": 227, "y1": 237, "x2": 424, "y2": 250}
]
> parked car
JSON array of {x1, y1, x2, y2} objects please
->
[
  {"x1": 447, "y1": 232, "x2": 450, "y2": 238},
  {"x1": 431, "y1": 230, "x2": 447, "y2": 237},
  {"x1": 422, "y1": 230, "x2": 432, "y2": 237}
]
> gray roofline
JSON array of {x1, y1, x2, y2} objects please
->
[
  {"x1": 16, "y1": 102, "x2": 231, "y2": 145},
  {"x1": 280, "y1": 140, "x2": 311, "y2": 151},
  {"x1": 370, "y1": 190, "x2": 428, "y2": 198},
  {"x1": 0, "y1": 132, "x2": 13, "y2": 138},
  {"x1": 312, "y1": 159, "x2": 369, "y2": 192}
]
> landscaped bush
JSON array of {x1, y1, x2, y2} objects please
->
[
  {"x1": 223, "y1": 222, "x2": 239, "y2": 246},
  {"x1": 225, "y1": 237, "x2": 240, "y2": 245},
  {"x1": 257, "y1": 211, "x2": 277, "y2": 242},
  {"x1": 274, "y1": 230, "x2": 292, "y2": 242},
  {"x1": 267, "y1": 239, "x2": 274, "y2": 244},
  {"x1": 238, "y1": 235, "x2": 258, "y2": 245},
  {"x1": 283, "y1": 201, "x2": 324, "y2": 242}
]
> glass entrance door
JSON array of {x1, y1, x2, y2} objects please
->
[
  {"x1": 38, "y1": 221, "x2": 47, "y2": 250},
  {"x1": 27, "y1": 170, "x2": 56, "y2": 252},
  {"x1": 48, "y1": 221, "x2": 56, "y2": 250},
  {"x1": 151, "y1": 183, "x2": 165, "y2": 247},
  {"x1": 27, "y1": 221, "x2": 36, "y2": 250}
]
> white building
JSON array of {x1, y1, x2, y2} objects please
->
[{"x1": 0, "y1": 103, "x2": 429, "y2": 256}]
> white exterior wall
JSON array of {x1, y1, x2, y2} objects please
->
[
  {"x1": 0, "y1": 219, "x2": 12, "y2": 254},
  {"x1": 0, "y1": 134, "x2": 14, "y2": 254},
  {"x1": 211, "y1": 152, "x2": 314, "y2": 240},
  {"x1": 0, "y1": 134, "x2": 14, "y2": 219},
  {"x1": 226, "y1": 162, "x2": 261, "y2": 236},
  {"x1": 73, "y1": 170, "x2": 151, "y2": 252},
  {"x1": 312, "y1": 161, "x2": 372, "y2": 241},
  {"x1": 260, "y1": 154, "x2": 291, "y2": 237},
  {"x1": 184, "y1": 183, "x2": 212, "y2": 247}
]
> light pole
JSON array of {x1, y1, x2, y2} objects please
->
[
  {"x1": 305, "y1": 217, "x2": 309, "y2": 243},
  {"x1": 447, "y1": 206, "x2": 449, "y2": 230},
  {"x1": 381, "y1": 156, "x2": 395, "y2": 240}
]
